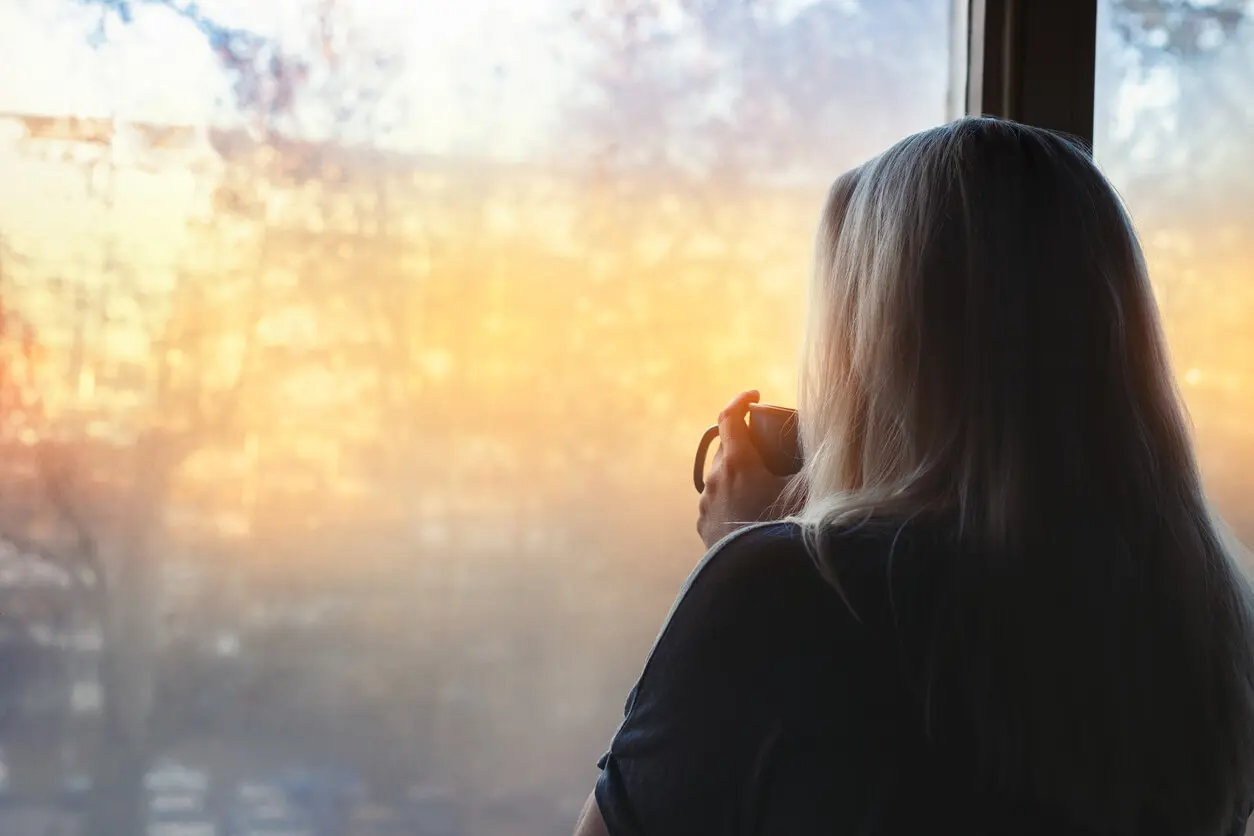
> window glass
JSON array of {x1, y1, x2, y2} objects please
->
[
  {"x1": 1095, "y1": 0, "x2": 1254, "y2": 549},
  {"x1": 0, "y1": 1, "x2": 958, "y2": 833}
]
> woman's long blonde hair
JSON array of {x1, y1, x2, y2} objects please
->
[{"x1": 794, "y1": 118, "x2": 1254, "y2": 833}]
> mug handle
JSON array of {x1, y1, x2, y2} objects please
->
[{"x1": 693, "y1": 424, "x2": 720, "y2": 493}]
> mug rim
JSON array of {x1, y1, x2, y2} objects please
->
[{"x1": 747, "y1": 403, "x2": 796, "y2": 416}]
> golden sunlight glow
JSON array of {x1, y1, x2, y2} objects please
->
[{"x1": 0, "y1": 2, "x2": 1249, "y2": 832}]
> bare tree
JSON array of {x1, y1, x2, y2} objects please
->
[{"x1": 0, "y1": 3, "x2": 410, "y2": 832}]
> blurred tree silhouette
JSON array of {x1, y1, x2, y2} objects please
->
[
  {"x1": 1111, "y1": 0, "x2": 1247, "y2": 60},
  {"x1": 0, "y1": 3, "x2": 411, "y2": 833}
]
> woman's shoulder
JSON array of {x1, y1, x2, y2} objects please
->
[
  {"x1": 681, "y1": 522, "x2": 818, "y2": 603},
  {"x1": 674, "y1": 519, "x2": 945, "y2": 635},
  {"x1": 694, "y1": 518, "x2": 941, "y2": 588},
  {"x1": 643, "y1": 523, "x2": 886, "y2": 697}
]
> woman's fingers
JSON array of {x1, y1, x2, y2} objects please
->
[
  {"x1": 716, "y1": 390, "x2": 760, "y2": 461},
  {"x1": 699, "y1": 390, "x2": 789, "y2": 548}
]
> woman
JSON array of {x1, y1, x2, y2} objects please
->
[{"x1": 572, "y1": 118, "x2": 1254, "y2": 835}]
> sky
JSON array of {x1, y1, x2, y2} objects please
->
[
  {"x1": 0, "y1": 0, "x2": 1174, "y2": 275},
  {"x1": 0, "y1": 0, "x2": 577, "y2": 158},
  {"x1": 0, "y1": 0, "x2": 584, "y2": 292},
  {"x1": 0, "y1": 0, "x2": 1180, "y2": 158}
]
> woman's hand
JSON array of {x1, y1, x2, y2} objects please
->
[{"x1": 697, "y1": 391, "x2": 792, "y2": 549}]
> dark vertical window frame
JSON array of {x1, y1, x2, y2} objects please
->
[{"x1": 966, "y1": 0, "x2": 1099, "y2": 149}]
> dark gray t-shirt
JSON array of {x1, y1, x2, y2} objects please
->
[{"x1": 593, "y1": 521, "x2": 1249, "y2": 836}]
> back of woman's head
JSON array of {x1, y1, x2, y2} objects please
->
[{"x1": 798, "y1": 118, "x2": 1254, "y2": 833}]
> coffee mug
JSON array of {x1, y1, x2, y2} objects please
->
[{"x1": 693, "y1": 403, "x2": 803, "y2": 493}]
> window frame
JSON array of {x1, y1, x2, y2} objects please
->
[{"x1": 965, "y1": 0, "x2": 1099, "y2": 148}]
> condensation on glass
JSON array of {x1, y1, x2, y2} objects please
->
[
  {"x1": 0, "y1": 1, "x2": 958, "y2": 834},
  {"x1": 1094, "y1": 0, "x2": 1254, "y2": 546}
]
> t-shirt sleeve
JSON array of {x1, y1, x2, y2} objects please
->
[{"x1": 593, "y1": 524, "x2": 861, "y2": 836}]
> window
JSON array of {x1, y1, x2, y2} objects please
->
[
  {"x1": 1094, "y1": 0, "x2": 1254, "y2": 546},
  {"x1": 0, "y1": 1, "x2": 961, "y2": 834}
]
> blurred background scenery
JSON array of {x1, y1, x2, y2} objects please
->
[{"x1": 0, "y1": 0, "x2": 1249, "y2": 834}]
